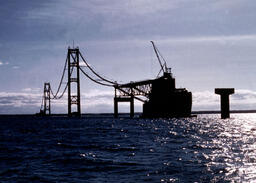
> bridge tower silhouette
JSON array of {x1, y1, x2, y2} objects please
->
[
  {"x1": 67, "y1": 48, "x2": 81, "y2": 117},
  {"x1": 43, "y1": 82, "x2": 51, "y2": 115}
]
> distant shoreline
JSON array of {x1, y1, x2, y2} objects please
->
[
  {"x1": 192, "y1": 110, "x2": 256, "y2": 114},
  {"x1": 1, "y1": 110, "x2": 256, "y2": 116}
]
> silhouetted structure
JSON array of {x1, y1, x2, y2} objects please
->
[
  {"x1": 44, "y1": 83, "x2": 51, "y2": 115},
  {"x1": 114, "y1": 71, "x2": 192, "y2": 118},
  {"x1": 36, "y1": 82, "x2": 51, "y2": 116},
  {"x1": 38, "y1": 42, "x2": 193, "y2": 118},
  {"x1": 114, "y1": 41, "x2": 192, "y2": 118},
  {"x1": 114, "y1": 97, "x2": 134, "y2": 118},
  {"x1": 67, "y1": 48, "x2": 81, "y2": 117},
  {"x1": 39, "y1": 46, "x2": 116, "y2": 117},
  {"x1": 143, "y1": 73, "x2": 192, "y2": 118},
  {"x1": 215, "y1": 88, "x2": 235, "y2": 119}
]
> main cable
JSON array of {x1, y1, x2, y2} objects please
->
[
  {"x1": 79, "y1": 67, "x2": 114, "y2": 87},
  {"x1": 49, "y1": 49, "x2": 117, "y2": 100},
  {"x1": 50, "y1": 53, "x2": 68, "y2": 99},
  {"x1": 79, "y1": 52, "x2": 118, "y2": 85}
]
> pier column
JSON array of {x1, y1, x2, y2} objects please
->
[
  {"x1": 114, "y1": 97, "x2": 118, "y2": 118},
  {"x1": 215, "y1": 88, "x2": 235, "y2": 119},
  {"x1": 113, "y1": 97, "x2": 134, "y2": 118},
  {"x1": 130, "y1": 96, "x2": 134, "y2": 118}
]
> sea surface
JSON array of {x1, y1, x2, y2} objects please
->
[{"x1": 1, "y1": 114, "x2": 256, "y2": 182}]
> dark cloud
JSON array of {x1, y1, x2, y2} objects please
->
[
  {"x1": 2, "y1": 0, "x2": 256, "y2": 42},
  {"x1": 0, "y1": 0, "x2": 55, "y2": 42}
]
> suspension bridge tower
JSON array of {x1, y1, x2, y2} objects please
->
[
  {"x1": 43, "y1": 82, "x2": 51, "y2": 115},
  {"x1": 67, "y1": 47, "x2": 81, "y2": 117}
]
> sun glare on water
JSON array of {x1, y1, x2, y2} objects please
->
[{"x1": 203, "y1": 113, "x2": 256, "y2": 182}]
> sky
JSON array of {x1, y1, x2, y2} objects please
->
[{"x1": 1, "y1": 0, "x2": 256, "y2": 114}]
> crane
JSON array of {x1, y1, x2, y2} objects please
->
[{"x1": 150, "y1": 41, "x2": 171, "y2": 77}]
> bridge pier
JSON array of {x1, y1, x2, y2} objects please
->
[
  {"x1": 215, "y1": 88, "x2": 235, "y2": 119},
  {"x1": 114, "y1": 96, "x2": 134, "y2": 118}
]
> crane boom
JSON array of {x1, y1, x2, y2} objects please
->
[
  {"x1": 150, "y1": 41, "x2": 171, "y2": 77},
  {"x1": 151, "y1": 41, "x2": 165, "y2": 75}
]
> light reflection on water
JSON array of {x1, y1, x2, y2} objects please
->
[
  {"x1": 194, "y1": 114, "x2": 256, "y2": 182},
  {"x1": 151, "y1": 114, "x2": 256, "y2": 182},
  {"x1": 208, "y1": 114, "x2": 256, "y2": 182},
  {"x1": 1, "y1": 114, "x2": 256, "y2": 182}
]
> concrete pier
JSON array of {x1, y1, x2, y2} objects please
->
[
  {"x1": 114, "y1": 96, "x2": 134, "y2": 118},
  {"x1": 215, "y1": 88, "x2": 235, "y2": 119}
]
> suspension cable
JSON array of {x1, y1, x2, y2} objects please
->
[
  {"x1": 47, "y1": 49, "x2": 117, "y2": 101},
  {"x1": 79, "y1": 67, "x2": 114, "y2": 87},
  {"x1": 79, "y1": 52, "x2": 117, "y2": 85},
  {"x1": 50, "y1": 65, "x2": 74, "y2": 100},
  {"x1": 50, "y1": 53, "x2": 68, "y2": 99},
  {"x1": 50, "y1": 52, "x2": 76, "y2": 99}
]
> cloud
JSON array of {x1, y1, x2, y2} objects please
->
[
  {"x1": 0, "y1": 91, "x2": 42, "y2": 114},
  {"x1": 25, "y1": 0, "x2": 178, "y2": 20},
  {"x1": 231, "y1": 89, "x2": 256, "y2": 106},
  {"x1": 19, "y1": 0, "x2": 256, "y2": 42},
  {"x1": 159, "y1": 34, "x2": 256, "y2": 45},
  {"x1": 21, "y1": 88, "x2": 40, "y2": 93},
  {"x1": 1, "y1": 88, "x2": 256, "y2": 114},
  {"x1": 192, "y1": 89, "x2": 256, "y2": 111},
  {"x1": 12, "y1": 66, "x2": 20, "y2": 69},
  {"x1": 0, "y1": 61, "x2": 9, "y2": 66},
  {"x1": 192, "y1": 91, "x2": 220, "y2": 111},
  {"x1": 0, "y1": 88, "x2": 141, "y2": 114},
  {"x1": 0, "y1": 60, "x2": 11, "y2": 67}
]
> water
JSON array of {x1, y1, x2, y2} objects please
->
[{"x1": 0, "y1": 114, "x2": 256, "y2": 182}]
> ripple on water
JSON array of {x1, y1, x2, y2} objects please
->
[{"x1": 1, "y1": 114, "x2": 256, "y2": 182}]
